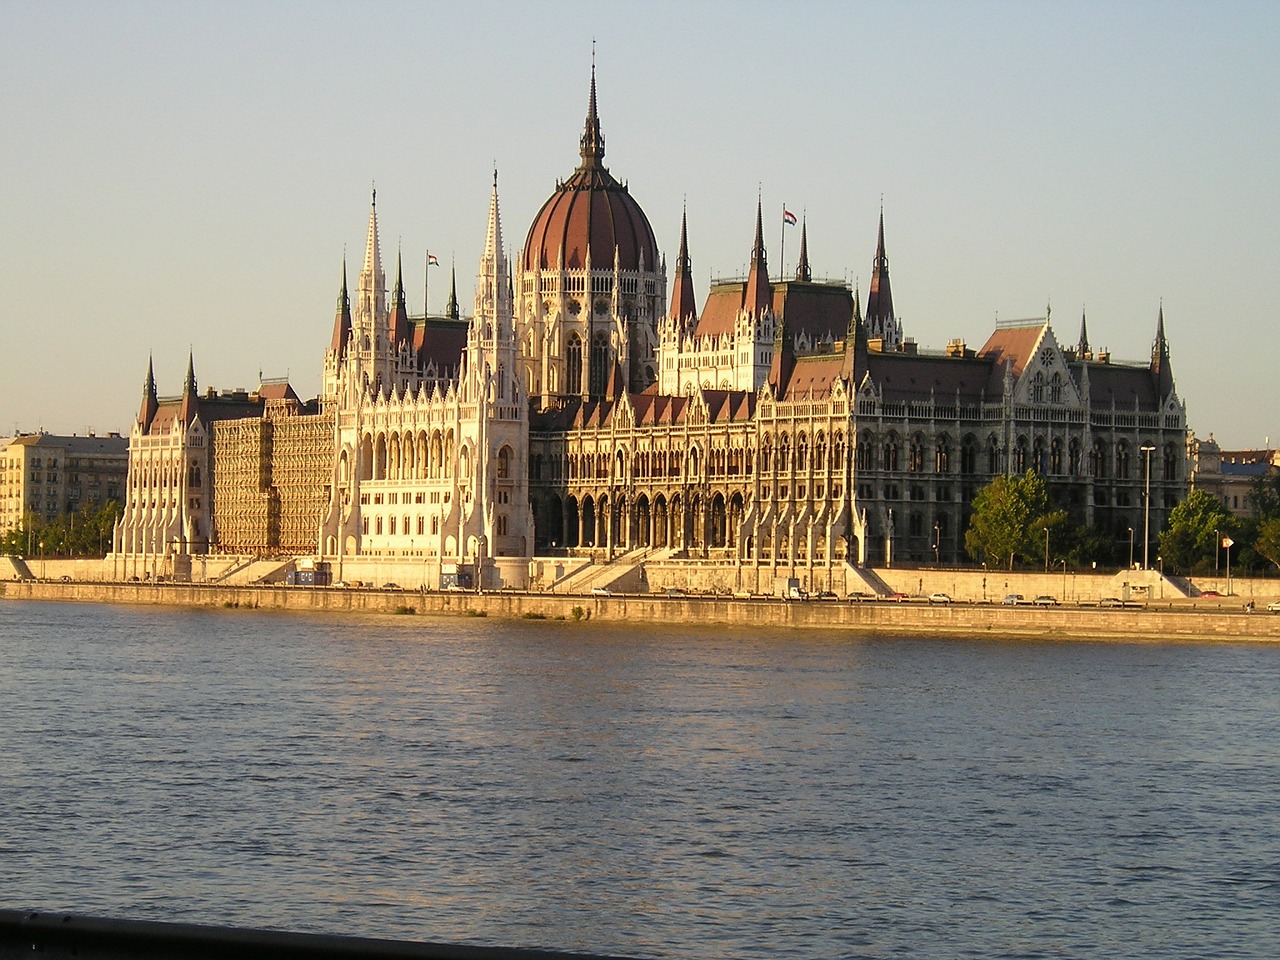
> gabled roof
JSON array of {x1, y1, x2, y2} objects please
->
[{"x1": 776, "y1": 354, "x2": 848, "y2": 402}]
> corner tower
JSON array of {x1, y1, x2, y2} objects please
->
[{"x1": 516, "y1": 63, "x2": 666, "y2": 407}]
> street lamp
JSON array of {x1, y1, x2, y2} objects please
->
[
  {"x1": 932, "y1": 521, "x2": 940, "y2": 564},
  {"x1": 1060, "y1": 558, "x2": 1067, "y2": 600},
  {"x1": 1043, "y1": 525, "x2": 1050, "y2": 573},
  {"x1": 1140, "y1": 444, "x2": 1155, "y2": 570},
  {"x1": 1127, "y1": 526, "x2": 1135, "y2": 570}
]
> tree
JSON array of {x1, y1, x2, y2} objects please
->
[
  {"x1": 1157, "y1": 489, "x2": 1234, "y2": 574},
  {"x1": 1255, "y1": 517, "x2": 1280, "y2": 572},
  {"x1": 965, "y1": 471, "x2": 1066, "y2": 570}
]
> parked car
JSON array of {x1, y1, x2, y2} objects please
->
[
  {"x1": 1001, "y1": 594, "x2": 1023, "y2": 605},
  {"x1": 848, "y1": 591, "x2": 877, "y2": 602},
  {"x1": 1266, "y1": 600, "x2": 1280, "y2": 613},
  {"x1": 928, "y1": 592, "x2": 952, "y2": 604},
  {"x1": 1098, "y1": 596, "x2": 1124, "y2": 607},
  {"x1": 1032, "y1": 595, "x2": 1059, "y2": 606},
  {"x1": 815, "y1": 590, "x2": 839, "y2": 601},
  {"x1": 1199, "y1": 590, "x2": 1221, "y2": 597},
  {"x1": 591, "y1": 586, "x2": 612, "y2": 596},
  {"x1": 382, "y1": 582, "x2": 402, "y2": 590}
]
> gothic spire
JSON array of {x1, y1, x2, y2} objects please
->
[
  {"x1": 669, "y1": 204, "x2": 698, "y2": 322},
  {"x1": 795, "y1": 215, "x2": 812, "y2": 282},
  {"x1": 446, "y1": 263, "x2": 459, "y2": 320},
  {"x1": 865, "y1": 205, "x2": 894, "y2": 323},
  {"x1": 1077, "y1": 306, "x2": 1090, "y2": 358},
  {"x1": 579, "y1": 59, "x2": 605, "y2": 168},
  {"x1": 139, "y1": 354, "x2": 158, "y2": 429},
  {"x1": 1151, "y1": 302, "x2": 1173, "y2": 398},
  {"x1": 389, "y1": 247, "x2": 410, "y2": 348},
  {"x1": 330, "y1": 258, "x2": 352, "y2": 355},
  {"x1": 178, "y1": 352, "x2": 198, "y2": 425},
  {"x1": 744, "y1": 195, "x2": 771, "y2": 316},
  {"x1": 361, "y1": 187, "x2": 383, "y2": 286}
]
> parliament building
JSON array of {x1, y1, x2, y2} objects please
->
[{"x1": 113, "y1": 70, "x2": 1189, "y2": 592}]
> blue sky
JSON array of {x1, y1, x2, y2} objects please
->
[{"x1": 3, "y1": 1, "x2": 1277, "y2": 447}]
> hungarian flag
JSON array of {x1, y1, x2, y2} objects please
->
[
  {"x1": 427, "y1": 253, "x2": 440, "y2": 266},
  {"x1": 783, "y1": 209, "x2": 797, "y2": 226}
]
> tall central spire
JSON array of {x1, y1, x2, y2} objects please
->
[
  {"x1": 579, "y1": 59, "x2": 605, "y2": 168},
  {"x1": 744, "y1": 196, "x2": 772, "y2": 317}
]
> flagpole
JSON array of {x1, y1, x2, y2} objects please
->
[
  {"x1": 779, "y1": 203, "x2": 786, "y2": 283},
  {"x1": 424, "y1": 253, "x2": 430, "y2": 317}
]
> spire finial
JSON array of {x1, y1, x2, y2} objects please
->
[{"x1": 796, "y1": 214, "x2": 811, "y2": 282}]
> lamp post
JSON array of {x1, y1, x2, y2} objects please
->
[
  {"x1": 1140, "y1": 444, "x2": 1155, "y2": 570},
  {"x1": 932, "y1": 521, "x2": 940, "y2": 565},
  {"x1": 1127, "y1": 526, "x2": 1135, "y2": 570},
  {"x1": 1044, "y1": 525, "x2": 1050, "y2": 573},
  {"x1": 1214, "y1": 528, "x2": 1220, "y2": 575},
  {"x1": 1060, "y1": 558, "x2": 1067, "y2": 601}
]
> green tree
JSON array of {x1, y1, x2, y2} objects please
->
[
  {"x1": 1255, "y1": 517, "x2": 1280, "y2": 572},
  {"x1": 965, "y1": 471, "x2": 1067, "y2": 570},
  {"x1": 1157, "y1": 489, "x2": 1234, "y2": 574}
]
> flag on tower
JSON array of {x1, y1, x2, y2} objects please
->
[
  {"x1": 427, "y1": 253, "x2": 440, "y2": 266},
  {"x1": 783, "y1": 209, "x2": 797, "y2": 226}
]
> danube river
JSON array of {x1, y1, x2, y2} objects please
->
[{"x1": 2, "y1": 600, "x2": 1277, "y2": 958}]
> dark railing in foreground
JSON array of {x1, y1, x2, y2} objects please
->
[{"x1": 0, "y1": 911, "x2": 636, "y2": 960}]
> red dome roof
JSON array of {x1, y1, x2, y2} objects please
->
[{"x1": 521, "y1": 75, "x2": 659, "y2": 275}]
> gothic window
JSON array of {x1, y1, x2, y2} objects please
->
[
  {"x1": 1116, "y1": 441, "x2": 1131, "y2": 480},
  {"x1": 796, "y1": 434, "x2": 808, "y2": 472},
  {"x1": 1050, "y1": 372, "x2": 1063, "y2": 404},
  {"x1": 1033, "y1": 437, "x2": 1047, "y2": 473},
  {"x1": 1069, "y1": 438, "x2": 1082, "y2": 476},
  {"x1": 761, "y1": 436, "x2": 772, "y2": 473},
  {"x1": 883, "y1": 433, "x2": 899, "y2": 472},
  {"x1": 814, "y1": 434, "x2": 827, "y2": 475},
  {"x1": 589, "y1": 332, "x2": 609, "y2": 396},
  {"x1": 1031, "y1": 372, "x2": 1046, "y2": 403},
  {"x1": 960, "y1": 435, "x2": 977, "y2": 475},
  {"x1": 497, "y1": 446, "x2": 511, "y2": 480},
  {"x1": 567, "y1": 334, "x2": 583, "y2": 395},
  {"x1": 831, "y1": 431, "x2": 844, "y2": 471},
  {"x1": 857, "y1": 431, "x2": 875, "y2": 471},
  {"x1": 1091, "y1": 439, "x2": 1108, "y2": 479},
  {"x1": 908, "y1": 434, "x2": 924, "y2": 473},
  {"x1": 1050, "y1": 438, "x2": 1063, "y2": 474},
  {"x1": 1163, "y1": 443, "x2": 1180, "y2": 480},
  {"x1": 1013, "y1": 436, "x2": 1028, "y2": 473},
  {"x1": 935, "y1": 435, "x2": 951, "y2": 474}
]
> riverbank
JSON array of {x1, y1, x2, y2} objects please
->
[{"x1": 4, "y1": 578, "x2": 1278, "y2": 644}]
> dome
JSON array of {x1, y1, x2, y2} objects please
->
[{"x1": 521, "y1": 74, "x2": 659, "y2": 275}]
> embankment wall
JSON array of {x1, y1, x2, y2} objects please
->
[{"x1": 3, "y1": 579, "x2": 1278, "y2": 644}]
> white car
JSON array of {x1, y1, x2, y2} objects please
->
[{"x1": 928, "y1": 592, "x2": 952, "y2": 604}]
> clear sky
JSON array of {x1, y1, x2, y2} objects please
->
[{"x1": 3, "y1": 1, "x2": 1277, "y2": 447}]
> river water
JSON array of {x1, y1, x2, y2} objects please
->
[{"x1": 1, "y1": 599, "x2": 1277, "y2": 958}]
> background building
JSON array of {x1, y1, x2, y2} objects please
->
[{"x1": 1, "y1": 432, "x2": 128, "y2": 537}]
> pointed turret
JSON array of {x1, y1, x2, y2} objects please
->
[
  {"x1": 743, "y1": 197, "x2": 772, "y2": 317},
  {"x1": 445, "y1": 264, "x2": 460, "y2": 320},
  {"x1": 1151, "y1": 303, "x2": 1173, "y2": 399},
  {"x1": 389, "y1": 248, "x2": 410, "y2": 348},
  {"x1": 178, "y1": 352, "x2": 198, "y2": 425},
  {"x1": 139, "y1": 355, "x2": 159, "y2": 430},
  {"x1": 795, "y1": 216, "x2": 812, "y2": 282},
  {"x1": 865, "y1": 206, "x2": 895, "y2": 336},
  {"x1": 669, "y1": 205, "x2": 698, "y2": 323},
  {"x1": 1077, "y1": 307, "x2": 1090, "y2": 359},
  {"x1": 330, "y1": 259, "x2": 352, "y2": 355}
]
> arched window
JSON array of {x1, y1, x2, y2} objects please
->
[
  {"x1": 566, "y1": 334, "x2": 583, "y2": 395},
  {"x1": 884, "y1": 433, "x2": 900, "y2": 472},
  {"x1": 496, "y1": 446, "x2": 512, "y2": 480},
  {"x1": 589, "y1": 332, "x2": 609, "y2": 396},
  {"x1": 857, "y1": 431, "x2": 875, "y2": 471},
  {"x1": 960, "y1": 435, "x2": 977, "y2": 475},
  {"x1": 1163, "y1": 442, "x2": 1180, "y2": 480},
  {"x1": 935, "y1": 435, "x2": 951, "y2": 474},
  {"x1": 1031, "y1": 372, "x2": 1045, "y2": 403},
  {"x1": 1050, "y1": 438, "x2": 1063, "y2": 474},
  {"x1": 908, "y1": 434, "x2": 924, "y2": 473},
  {"x1": 796, "y1": 434, "x2": 808, "y2": 472},
  {"x1": 1116, "y1": 441, "x2": 1131, "y2": 480},
  {"x1": 1013, "y1": 436, "x2": 1028, "y2": 473},
  {"x1": 1050, "y1": 372, "x2": 1063, "y2": 404}
]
